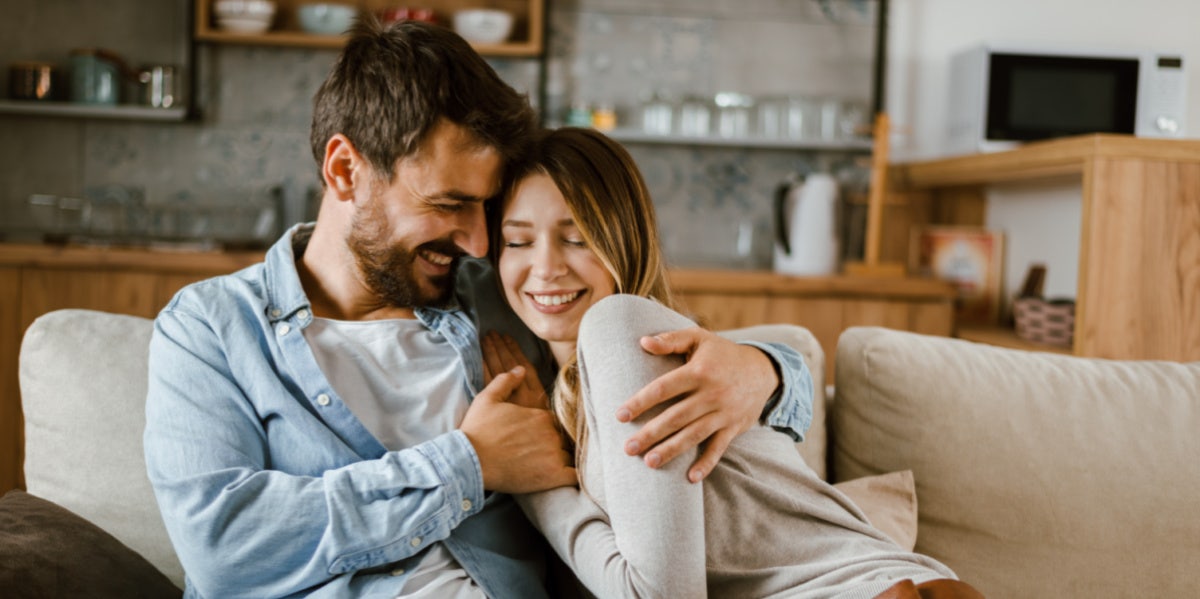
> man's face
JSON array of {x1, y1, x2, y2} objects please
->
[{"x1": 347, "y1": 120, "x2": 502, "y2": 309}]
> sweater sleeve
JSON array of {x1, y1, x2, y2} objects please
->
[{"x1": 520, "y1": 295, "x2": 708, "y2": 599}]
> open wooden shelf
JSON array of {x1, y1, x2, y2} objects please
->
[
  {"x1": 195, "y1": 0, "x2": 545, "y2": 57},
  {"x1": 888, "y1": 134, "x2": 1200, "y2": 363}
]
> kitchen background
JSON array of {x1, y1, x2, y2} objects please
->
[
  {"x1": 3, "y1": 0, "x2": 1200, "y2": 282},
  {"x1": 0, "y1": 0, "x2": 878, "y2": 271}
]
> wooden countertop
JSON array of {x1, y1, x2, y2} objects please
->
[
  {"x1": 0, "y1": 242, "x2": 265, "y2": 274},
  {"x1": 890, "y1": 134, "x2": 1200, "y2": 189},
  {"x1": 668, "y1": 268, "x2": 955, "y2": 299},
  {"x1": 1, "y1": 242, "x2": 956, "y2": 300}
]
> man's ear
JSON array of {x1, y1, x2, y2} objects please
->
[{"x1": 322, "y1": 134, "x2": 363, "y2": 201}]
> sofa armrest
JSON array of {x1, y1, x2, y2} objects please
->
[{"x1": 20, "y1": 309, "x2": 183, "y2": 587}]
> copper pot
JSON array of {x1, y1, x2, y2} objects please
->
[{"x1": 9, "y1": 61, "x2": 56, "y2": 101}]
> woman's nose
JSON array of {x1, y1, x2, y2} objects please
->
[{"x1": 531, "y1": 242, "x2": 567, "y2": 279}]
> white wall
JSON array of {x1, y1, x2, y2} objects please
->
[{"x1": 886, "y1": 0, "x2": 1200, "y2": 308}]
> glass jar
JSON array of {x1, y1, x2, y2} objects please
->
[
  {"x1": 677, "y1": 95, "x2": 712, "y2": 137},
  {"x1": 714, "y1": 92, "x2": 754, "y2": 138},
  {"x1": 640, "y1": 93, "x2": 673, "y2": 135}
]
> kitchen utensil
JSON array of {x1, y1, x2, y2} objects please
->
[
  {"x1": 214, "y1": 0, "x2": 276, "y2": 33},
  {"x1": 773, "y1": 172, "x2": 839, "y2": 276},
  {"x1": 756, "y1": 96, "x2": 787, "y2": 139},
  {"x1": 784, "y1": 96, "x2": 820, "y2": 140},
  {"x1": 9, "y1": 62, "x2": 56, "y2": 101},
  {"x1": 640, "y1": 92, "x2": 673, "y2": 135},
  {"x1": 379, "y1": 7, "x2": 437, "y2": 24},
  {"x1": 714, "y1": 92, "x2": 754, "y2": 138},
  {"x1": 69, "y1": 48, "x2": 132, "y2": 105},
  {"x1": 452, "y1": 9, "x2": 514, "y2": 44},
  {"x1": 297, "y1": 3, "x2": 357, "y2": 35},
  {"x1": 138, "y1": 65, "x2": 179, "y2": 108},
  {"x1": 677, "y1": 96, "x2": 711, "y2": 136}
]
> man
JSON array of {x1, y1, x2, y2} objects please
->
[{"x1": 144, "y1": 19, "x2": 811, "y2": 598}]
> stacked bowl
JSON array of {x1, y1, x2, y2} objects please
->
[{"x1": 214, "y1": 0, "x2": 276, "y2": 34}]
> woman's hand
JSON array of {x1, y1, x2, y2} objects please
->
[
  {"x1": 481, "y1": 331, "x2": 549, "y2": 410},
  {"x1": 617, "y1": 328, "x2": 779, "y2": 483}
]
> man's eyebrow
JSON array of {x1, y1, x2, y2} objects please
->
[
  {"x1": 435, "y1": 191, "x2": 488, "y2": 203},
  {"x1": 502, "y1": 218, "x2": 575, "y2": 228}
]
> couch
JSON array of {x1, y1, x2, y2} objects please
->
[{"x1": 7, "y1": 309, "x2": 1200, "y2": 597}]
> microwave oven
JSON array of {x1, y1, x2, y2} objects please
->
[{"x1": 946, "y1": 44, "x2": 1188, "y2": 154}]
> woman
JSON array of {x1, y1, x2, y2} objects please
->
[{"x1": 484, "y1": 127, "x2": 981, "y2": 599}]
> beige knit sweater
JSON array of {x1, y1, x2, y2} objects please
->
[{"x1": 517, "y1": 295, "x2": 956, "y2": 599}]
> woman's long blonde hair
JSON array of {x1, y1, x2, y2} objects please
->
[{"x1": 491, "y1": 127, "x2": 676, "y2": 470}]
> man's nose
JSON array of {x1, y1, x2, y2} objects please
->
[{"x1": 456, "y1": 208, "x2": 488, "y2": 258}]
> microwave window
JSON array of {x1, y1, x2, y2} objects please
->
[{"x1": 987, "y1": 54, "x2": 1139, "y2": 140}]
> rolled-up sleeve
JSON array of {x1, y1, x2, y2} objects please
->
[{"x1": 736, "y1": 340, "x2": 814, "y2": 442}]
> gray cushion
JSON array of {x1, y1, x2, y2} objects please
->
[
  {"x1": 19, "y1": 309, "x2": 183, "y2": 587},
  {"x1": 0, "y1": 489, "x2": 180, "y2": 597}
]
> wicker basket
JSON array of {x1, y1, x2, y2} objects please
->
[{"x1": 1013, "y1": 297, "x2": 1075, "y2": 348}]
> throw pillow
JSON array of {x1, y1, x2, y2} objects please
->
[
  {"x1": 833, "y1": 470, "x2": 918, "y2": 551},
  {"x1": 0, "y1": 490, "x2": 181, "y2": 598}
]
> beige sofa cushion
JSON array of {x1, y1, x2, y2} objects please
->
[
  {"x1": 833, "y1": 326, "x2": 1200, "y2": 599},
  {"x1": 19, "y1": 309, "x2": 184, "y2": 587}
]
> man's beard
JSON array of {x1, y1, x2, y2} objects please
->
[{"x1": 347, "y1": 194, "x2": 462, "y2": 309}]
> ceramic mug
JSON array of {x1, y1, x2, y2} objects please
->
[{"x1": 69, "y1": 48, "x2": 125, "y2": 105}]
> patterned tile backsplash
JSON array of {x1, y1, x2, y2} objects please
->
[{"x1": 1, "y1": 0, "x2": 876, "y2": 268}]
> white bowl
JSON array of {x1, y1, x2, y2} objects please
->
[
  {"x1": 214, "y1": 0, "x2": 276, "y2": 19},
  {"x1": 297, "y1": 3, "x2": 357, "y2": 35},
  {"x1": 453, "y1": 9, "x2": 514, "y2": 45},
  {"x1": 217, "y1": 15, "x2": 273, "y2": 34}
]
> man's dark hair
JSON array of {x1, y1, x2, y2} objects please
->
[{"x1": 310, "y1": 18, "x2": 537, "y2": 181}]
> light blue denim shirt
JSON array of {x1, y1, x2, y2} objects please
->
[{"x1": 144, "y1": 224, "x2": 812, "y2": 598}]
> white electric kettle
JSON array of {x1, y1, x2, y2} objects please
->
[{"x1": 773, "y1": 172, "x2": 839, "y2": 276}]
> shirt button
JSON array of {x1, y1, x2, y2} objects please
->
[
  {"x1": 390, "y1": 568, "x2": 405, "y2": 576},
  {"x1": 297, "y1": 309, "x2": 310, "y2": 320},
  {"x1": 270, "y1": 308, "x2": 282, "y2": 318},
  {"x1": 410, "y1": 537, "x2": 421, "y2": 547},
  {"x1": 461, "y1": 499, "x2": 472, "y2": 511},
  {"x1": 316, "y1": 394, "x2": 331, "y2": 406},
  {"x1": 276, "y1": 323, "x2": 291, "y2": 336}
]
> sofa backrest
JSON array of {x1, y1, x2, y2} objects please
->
[
  {"x1": 19, "y1": 309, "x2": 184, "y2": 587},
  {"x1": 833, "y1": 326, "x2": 1200, "y2": 599}
]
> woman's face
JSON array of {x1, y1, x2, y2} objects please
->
[{"x1": 498, "y1": 173, "x2": 616, "y2": 347}]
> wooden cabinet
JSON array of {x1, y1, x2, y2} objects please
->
[
  {"x1": 195, "y1": 0, "x2": 545, "y2": 57},
  {"x1": 887, "y1": 134, "x2": 1200, "y2": 362},
  {"x1": 0, "y1": 244, "x2": 263, "y2": 494},
  {"x1": 669, "y1": 269, "x2": 956, "y2": 383}
]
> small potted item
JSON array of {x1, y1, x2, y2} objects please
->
[{"x1": 1012, "y1": 264, "x2": 1075, "y2": 349}]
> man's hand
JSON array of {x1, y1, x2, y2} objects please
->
[
  {"x1": 461, "y1": 365, "x2": 575, "y2": 494},
  {"x1": 618, "y1": 328, "x2": 779, "y2": 483}
]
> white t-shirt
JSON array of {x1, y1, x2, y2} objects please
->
[{"x1": 303, "y1": 317, "x2": 485, "y2": 599}]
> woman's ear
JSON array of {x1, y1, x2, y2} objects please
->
[{"x1": 322, "y1": 134, "x2": 362, "y2": 201}]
